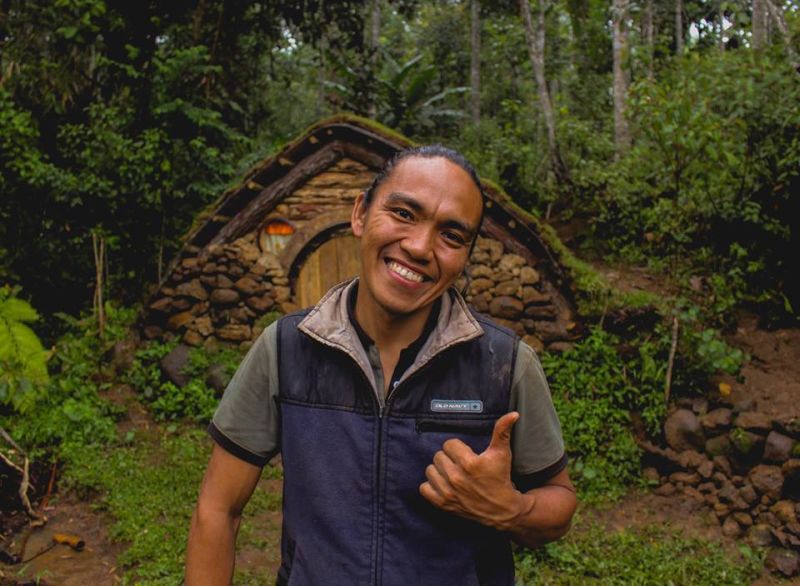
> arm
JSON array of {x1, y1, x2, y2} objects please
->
[
  {"x1": 420, "y1": 412, "x2": 577, "y2": 549},
  {"x1": 185, "y1": 444, "x2": 262, "y2": 585}
]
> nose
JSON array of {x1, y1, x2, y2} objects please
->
[{"x1": 399, "y1": 225, "x2": 434, "y2": 263}]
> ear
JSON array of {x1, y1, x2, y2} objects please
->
[{"x1": 351, "y1": 192, "x2": 367, "y2": 237}]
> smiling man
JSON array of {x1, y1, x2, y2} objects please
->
[{"x1": 186, "y1": 146, "x2": 576, "y2": 585}]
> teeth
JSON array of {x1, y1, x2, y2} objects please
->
[{"x1": 387, "y1": 261, "x2": 424, "y2": 283}]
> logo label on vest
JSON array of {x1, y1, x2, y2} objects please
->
[{"x1": 430, "y1": 399, "x2": 484, "y2": 413}]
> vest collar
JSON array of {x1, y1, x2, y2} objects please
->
[{"x1": 297, "y1": 278, "x2": 484, "y2": 393}]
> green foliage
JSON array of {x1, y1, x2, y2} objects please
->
[
  {"x1": 515, "y1": 523, "x2": 763, "y2": 585},
  {"x1": 541, "y1": 328, "x2": 667, "y2": 501},
  {"x1": 0, "y1": 286, "x2": 50, "y2": 411},
  {"x1": 124, "y1": 341, "x2": 245, "y2": 423},
  {"x1": 3, "y1": 303, "x2": 136, "y2": 457}
]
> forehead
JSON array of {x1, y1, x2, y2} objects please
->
[{"x1": 374, "y1": 156, "x2": 483, "y2": 224}]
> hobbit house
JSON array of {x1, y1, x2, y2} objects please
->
[{"x1": 142, "y1": 115, "x2": 579, "y2": 351}]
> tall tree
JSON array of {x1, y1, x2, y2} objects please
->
[
  {"x1": 368, "y1": 0, "x2": 381, "y2": 117},
  {"x1": 613, "y1": 0, "x2": 631, "y2": 154},
  {"x1": 676, "y1": 0, "x2": 684, "y2": 53},
  {"x1": 752, "y1": 0, "x2": 767, "y2": 49},
  {"x1": 644, "y1": 0, "x2": 655, "y2": 77},
  {"x1": 764, "y1": 0, "x2": 799, "y2": 70},
  {"x1": 470, "y1": 0, "x2": 481, "y2": 126},
  {"x1": 519, "y1": 0, "x2": 570, "y2": 184}
]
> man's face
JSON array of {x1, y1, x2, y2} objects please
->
[{"x1": 351, "y1": 156, "x2": 483, "y2": 318}]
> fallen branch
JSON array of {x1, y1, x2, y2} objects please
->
[
  {"x1": 0, "y1": 450, "x2": 43, "y2": 521},
  {"x1": 664, "y1": 315, "x2": 679, "y2": 405},
  {"x1": 0, "y1": 425, "x2": 25, "y2": 456}
]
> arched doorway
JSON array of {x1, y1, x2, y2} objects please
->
[{"x1": 295, "y1": 235, "x2": 361, "y2": 308}]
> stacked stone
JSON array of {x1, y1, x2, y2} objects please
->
[
  {"x1": 465, "y1": 236, "x2": 574, "y2": 352},
  {"x1": 144, "y1": 232, "x2": 294, "y2": 349},
  {"x1": 650, "y1": 404, "x2": 800, "y2": 577}
]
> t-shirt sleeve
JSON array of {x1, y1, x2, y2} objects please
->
[
  {"x1": 208, "y1": 321, "x2": 280, "y2": 467},
  {"x1": 509, "y1": 339, "x2": 567, "y2": 492}
]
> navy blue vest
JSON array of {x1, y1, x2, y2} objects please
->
[{"x1": 276, "y1": 310, "x2": 518, "y2": 586}]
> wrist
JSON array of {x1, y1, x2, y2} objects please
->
[{"x1": 495, "y1": 489, "x2": 534, "y2": 533}]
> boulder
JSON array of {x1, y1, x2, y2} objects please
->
[
  {"x1": 766, "y1": 549, "x2": 800, "y2": 578},
  {"x1": 522, "y1": 334, "x2": 544, "y2": 353},
  {"x1": 664, "y1": 409, "x2": 705, "y2": 452},
  {"x1": 729, "y1": 428, "x2": 765, "y2": 462},
  {"x1": 498, "y1": 254, "x2": 526, "y2": 273},
  {"x1": 489, "y1": 296, "x2": 524, "y2": 320},
  {"x1": 764, "y1": 431, "x2": 795, "y2": 463},
  {"x1": 210, "y1": 288, "x2": 241, "y2": 305},
  {"x1": 519, "y1": 266, "x2": 540, "y2": 285},
  {"x1": 476, "y1": 237, "x2": 503, "y2": 262},
  {"x1": 175, "y1": 279, "x2": 208, "y2": 301},
  {"x1": 747, "y1": 524, "x2": 774, "y2": 548},
  {"x1": 469, "y1": 265, "x2": 493, "y2": 279},
  {"x1": 494, "y1": 279, "x2": 521, "y2": 296},
  {"x1": 193, "y1": 315, "x2": 214, "y2": 337},
  {"x1": 739, "y1": 483, "x2": 759, "y2": 505},
  {"x1": 733, "y1": 512, "x2": 753, "y2": 527},
  {"x1": 721, "y1": 516, "x2": 742, "y2": 538},
  {"x1": 701, "y1": 408, "x2": 733, "y2": 435},
  {"x1": 469, "y1": 278, "x2": 494, "y2": 295},
  {"x1": 669, "y1": 471, "x2": 700, "y2": 486},
  {"x1": 160, "y1": 344, "x2": 191, "y2": 387},
  {"x1": 469, "y1": 295, "x2": 489, "y2": 313},
  {"x1": 148, "y1": 297, "x2": 173, "y2": 313},
  {"x1": 217, "y1": 324, "x2": 252, "y2": 342},
  {"x1": 735, "y1": 411, "x2": 772, "y2": 434},
  {"x1": 523, "y1": 304, "x2": 558, "y2": 321},
  {"x1": 166, "y1": 311, "x2": 194, "y2": 332},
  {"x1": 705, "y1": 435, "x2": 733, "y2": 458},
  {"x1": 772, "y1": 500, "x2": 797, "y2": 524},
  {"x1": 206, "y1": 363, "x2": 232, "y2": 394},
  {"x1": 183, "y1": 330, "x2": 204, "y2": 347},
  {"x1": 216, "y1": 274, "x2": 235, "y2": 289},
  {"x1": 246, "y1": 293, "x2": 275, "y2": 313},
  {"x1": 749, "y1": 465, "x2": 785, "y2": 501},
  {"x1": 522, "y1": 286, "x2": 550, "y2": 306},
  {"x1": 274, "y1": 286, "x2": 291, "y2": 303}
]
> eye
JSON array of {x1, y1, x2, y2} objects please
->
[
  {"x1": 391, "y1": 207, "x2": 414, "y2": 221},
  {"x1": 442, "y1": 231, "x2": 467, "y2": 246}
]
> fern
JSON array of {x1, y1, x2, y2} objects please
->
[{"x1": 0, "y1": 286, "x2": 49, "y2": 411}]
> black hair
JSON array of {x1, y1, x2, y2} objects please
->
[{"x1": 363, "y1": 145, "x2": 487, "y2": 252}]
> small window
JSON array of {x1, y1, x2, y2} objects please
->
[{"x1": 259, "y1": 219, "x2": 295, "y2": 255}]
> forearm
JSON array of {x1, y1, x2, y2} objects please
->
[
  {"x1": 185, "y1": 506, "x2": 241, "y2": 585},
  {"x1": 502, "y1": 484, "x2": 577, "y2": 549}
]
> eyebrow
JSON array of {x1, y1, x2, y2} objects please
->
[{"x1": 385, "y1": 191, "x2": 477, "y2": 239}]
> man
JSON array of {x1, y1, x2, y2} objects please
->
[{"x1": 186, "y1": 146, "x2": 577, "y2": 585}]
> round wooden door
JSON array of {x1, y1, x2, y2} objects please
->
[{"x1": 295, "y1": 235, "x2": 361, "y2": 308}]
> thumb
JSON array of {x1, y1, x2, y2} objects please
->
[{"x1": 487, "y1": 411, "x2": 519, "y2": 452}]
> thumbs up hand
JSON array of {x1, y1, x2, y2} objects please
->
[{"x1": 419, "y1": 412, "x2": 532, "y2": 531}]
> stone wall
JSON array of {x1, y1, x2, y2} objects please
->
[
  {"x1": 646, "y1": 400, "x2": 800, "y2": 577},
  {"x1": 144, "y1": 159, "x2": 577, "y2": 352}
]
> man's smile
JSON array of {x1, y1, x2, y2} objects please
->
[{"x1": 385, "y1": 259, "x2": 430, "y2": 284}]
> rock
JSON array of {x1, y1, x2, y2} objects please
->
[
  {"x1": 664, "y1": 409, "x2": 705, "y2": 452},
  {"x1": 547, "y1": 342, "x2": 574, "y2": 353},
  {"x1": 175, "y1": 279, "x2": 208, "y2": 301},
  {"x1": 749, "y1": 465, "x2": 785, "y2": 500},
  {"x1": 735, "y1": 411, "x2": 772, "y2": 434},
  {"x1": 498, "y1": 254, "x2": 526, "y2": 272},
  {"x1": 148, "y1": 297, "x2": 173, "y2": 313},
  {"x1": 669, "y1": 471, "x2": 700, "y2": 486},
  {"x1": 697, "y1": 459, "x2": 714, "y2": 479},
  {"x1": 192, "y1": 315, "x2": 213, "y2": 337},
  {"x1": 206, "y1": 364, "x2": 231, "y2": 394},
  {"x1": 216, "y1": 275, "x2": 234, "y2": 289},
  {"x1": 522, "y1": 305, "x2": 558, "y2": 320},
  {"x1": 519, "y1": 266, "x2": 540, "y2": 285},
  {"x1": 758, "y1": 511, "x2": 780, "y2": 527},
  {"x1": 713, "y1": 455, "x2": 733, "y2": 476},
  {"x1": 698, "y1": 482, "x2": 716, "y2": 494},
  {"x1": 522, "y1": 286, "x2": 550, "y2": 306},
  {"x1": 766, "y1": 549, "x2": 800, "y2": 578},
  {"x1": 210, "y1": 288, "x2": 241, "y2": 305},
  {"x1": 469, "y1": 278, "x2": 494, "y2": 294},
  {"x1": 787, "y1": 522, "x2": 800, "y2": 537},
  {"x1": 747, "y1": 524, "x2": 774, "y2": 548},
  {"x1": 274, "y1": 286, "x2": 291, "y2": 303},
  {"x1": 494, "y1": 279, "x2": 521, "y2": 296},
  {"x1": 701, "y1": 408, "x2": 733, "y2": 435},
  {"x1": 172, "y1": 297, "x2": 192, "y2": 311},
  {"x1": 217, "y1": 324, "x2": 252, "y2": 342},
  {"x1": 202, "y1": 262, "x2": 218, "y2": 274},
  {"x1": 714, "y1": 503, "x2": 731, "y2": 518},
  {"x1": 229, "y1": 307, "x2": 254, "y2": 323},
  {"x1": 719, "y1": 481, "x2": 739, "y2": 504},
  {"x1": 183, "y1": 330, "x2": 204, "y2": 347},
  {"x1": 469, "y1": 265, "x2": 493, "y2": 279},
  {"x1": 111, "y1": 338, "x2": 138, "y2": 373},
  {"x1": 775, "y1": 417, "x2": 800, "y2": 440},
  {"x1": 729, "y1": 428, "x2": 765, "y2": 461},
  {"x1": 733, "y1": 512, "x2": 753, "y2": 527},
  {"x1": 167, "y1": 311, "x2": 194, "y2": 331},
  {"x1": 772, "y1": 500, "x2": 797, "y2": 524},
  {"x1": 721, "y1": 516, "x2": 742, "y2": 538},
  {"x1": 477, "y1": 237, "x2": 503, "y2": 262},
  {"x1": 677, "y1": 449, "x2": 706, "y2": 469},
  {"x1": 280, "y1": 301, "x2": 299, "y2": 314},
  {"x1": 764, "y1": 431, "x2": 795, "y2": 463},
  {"x1": 691, "y1": 397, "x2": 709, "y2": 415},
  {"x1": 228, "y1": 264, "x2": 245, "y2": 277},
  {"x1": 160, "y1": 344, "x2": 191, "y2": 387},
  {"x1": 772, "y1": 530, "x2": 800, "y2": 552},
  {"x1": 143, "y1": 325, "x2": 163, "y2": 340},
  {"x1": 683, "y1": 486, "x2": 704, "y2": 502},
  {"x1": 654, "y1": 483, "x2": 676, "y2": 496},
  {"x1": 522, "y1": 334, "x2": 544, "y2": 353},
  {"x1": 181, "y1": 257, "x2": 200, "y2": 269},
  {"x1": 489, "y1": 296, "x2": 524, "y2": 320},
  {"x1": 527, "y1": 321, "x2": 569, "y2": 342},
  {"x1": 272, "y1": 276, "x2": 289, "y2": 286},
  {"x1": 469, "y1": 295, "x2": 489, "y2": 312},
  {"x1": 246, "y1": 293, "x2": 275, "y2": 313},
  {"x1": 643, "y1": 467, "x2": 660, "y2": 483},
  {"x1": 739, "y1": 483, "x2": 759, "y2": 505},
  {"x1": 236, "y1": 242, "x2": 261, "y2": 266}
]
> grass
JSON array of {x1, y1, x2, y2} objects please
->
[{"x1": 515, "y1": 521, "x2": 764, "y2": 585}]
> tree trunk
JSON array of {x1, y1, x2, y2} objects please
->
[
  {"x1": 644, "y1": 0, "x2": 655, "y2": 78},
  {"x1": 718, "y1": 0, "x2": 726, "y2": 52},
  {"x1": 752, "y1": 0, "x2": 767, "y2": 49},
  {"x1": 764, "y1": 0, "x2": 799, "y2": 70},
  {"x1": 675, "y1": 0, "x2": 684, "y2": 54},
  {"x1": 367, "y1": 0, "x2": 381, "y2": 117},
  {"x1": 470, "y1": 0, "x2": 481, "y2": 126},
  {"x1": 613, "y1": 0, "x2": 631, "y2": 154},
  {"x1": 519, "y1": 0, "x2": 570, "y2": 184}
]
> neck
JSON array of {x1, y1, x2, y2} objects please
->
[{"x1": 354, "y1": 291, "x2": 433, "y2": 351}]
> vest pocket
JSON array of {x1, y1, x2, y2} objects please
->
[{"x1": 415, "y1": 418, "x2": 495, "y2": 435}]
